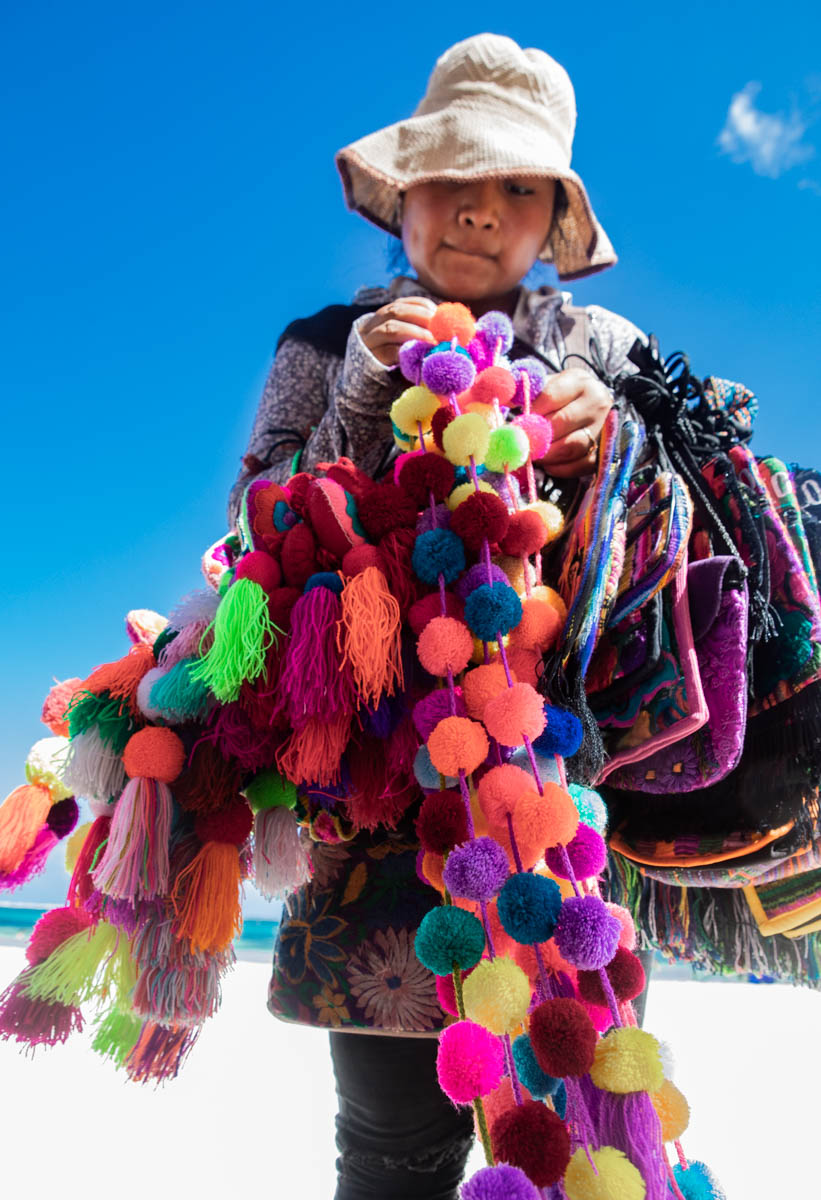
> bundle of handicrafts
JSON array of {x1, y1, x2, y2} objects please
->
[{"x1": 0, "y1": 304, "x2": 721, "y2": 1199}]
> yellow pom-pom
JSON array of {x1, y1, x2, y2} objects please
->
[
  {"x1": 525, "y1": 501, "x2": 564, "y2": 543},
  {"x1": 462, "y1": 955, "x2": 531, "y2": 1034},
  {"x1": 564, "y1": 1146, "x2": 646, "y2": 1200},
  {"x1": 530, "y1": 584, "x2": 567, "y2": 624},
  {"x1": 391, "y1": 386, "x2": 441, "y2": 437},
  {"x1": 447, "y1": 480, "x2": 496, "y2": 511},
  {"x1": 590, "y1": 1027, "x2": 664, "y2": 1094},
  {"x1": 442, "y1": 413, "x2": 491, "y2": 467},
  {"x1": 494, "y1": 554, "x2": 536, "y2": 592},
  {"x1": 65, "y1": 821, "x2": 93, "y2": 874},
  {"x1": 650, "y1": 1078, "x2": 690, "y2": 1141}
]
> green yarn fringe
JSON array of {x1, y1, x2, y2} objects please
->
[
  {"x1": 190, "y1": 579, "x2": 277, "y2": 703},
  {"x1": 67, "y1": 691, "x2": 135, "y2": 754},
  {"x1": 606, "y1": 853, "x2": 821, "y2": 988},
  {"x1": 92, "y1": 1006, "x2": 142, "y2": 1067}
]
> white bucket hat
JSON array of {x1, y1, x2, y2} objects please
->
[{"x1": 336, "y1": 34, "x2": 617, "y2": 280}]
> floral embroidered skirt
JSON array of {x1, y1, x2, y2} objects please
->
[{"x1": 268, "y1": 829, "x2": 447, "y2": 1033}]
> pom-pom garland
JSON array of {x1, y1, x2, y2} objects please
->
[
  {"x1": 564, "y1": 1146, "x2": 646, "y2": 1200},
  {"x1": 415, "y1": 906, "x2": 487, "y2": 976},
  {"x1": 554, "y1": 895, "x2": 621, "y2": 970},
  {"x1": 459, "y1": 1165, "x2": 541, "y2": 1200},
  {"x1": 436, "y1": 1019, "x2": 505, "y2": 1103},
  {"x1": 490, "y1": 1100, "x2": 570, "y2": 1187},
  {"x1": 442, "y1": 837, "x2": 509, "y2": 902}
]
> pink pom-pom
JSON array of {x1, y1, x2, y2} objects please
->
[
  {"x1": 235, "y1": 550, "x2": 282, "y2": 593},
  {"x1": 545, "y1": 824, "x2": 607, "y2": 881},
  {"x1": 606, "y1": 902, "x2": 638, "y2": 951},
  {"x1": 417, "y1": 617, "x2": 474, "y2": 677},
  {"x1": 27, "y1": 905, "x2": 94, "y2": 965},
  {"x1": 482, "y1": 682, "x2": 546, "y2": 748},
  {"x1": 41, "y1": 678, "x2": 84, "y2": 737},
  {"x1": 436, "y1": 1020, "x2": 505, "y2": 1103},
  {"x1": 462, "y1": 663, "x2": 511, "y2": 720},
  {"x1": 514, "y1": 413, "x2": 552, "y2": 459},
  {"x1": 469, "y1": 366, "x2": 517, "y2": 408}
]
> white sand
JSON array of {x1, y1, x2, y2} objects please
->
[{"x1": 0, "y1": 945, "x2": 817, "y2": 1198}]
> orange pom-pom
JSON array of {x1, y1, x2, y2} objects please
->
[
  {"x1": 488, "y1": 788, "x2": 577, "y2": 870},
  {"x1": 509, "y1": 598, "x2": 562, "y2": 652},
  {"x1": 651, "y1": 1078, "x2": 690, "y2": 1141},
  {"x1": 430, "y1": 302, "x2": 476, "y2": 347},
  {"x1": 477, "y1": 764, "x2": 533, "y2": 824},
  {"x1": 122, "y1": 727, "x2": 186, "y2": 783},
  {"x1": 539, "y1": 783, "x2": 580, "y2": 848},
  {"x1": 417, "y1": 617, "x2": 474, "y2": 677},
  {"x1": 427, "y1": 717, "x2": 489, "y2": 777},
  {"x1": 462, "y1": 663, "x2": 512, "y2": 720},
  {"x1": 500, "y1": 647, "x2": 541, "y2": 687},
  {"x1": 421, "y1": 850, "x2": 446, "y2": 892},
  {"x1": 41, "y1": 678, "x2": 84, "y2": 736},
  {"x1": 84, "y1": 643, "x2": 156, "y2": 716},
  {"x1": 482, "y1": 682, "x2": 546, "y2": 747}
]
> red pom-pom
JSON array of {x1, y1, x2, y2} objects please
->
[
  {"x1": 195, "y1": 800, "x2": 254, "y2": 846},
  {"x1": 41, "y1": 678, "x2": 84, "y2": 736},
  {"x1": 576, "y1": 947, "x2": 646, "y2": 1006},
  {"x1": 397, "y1": 452, "x2": 455, "y2": 505},
  {"x1": 430, "y1": 302, "x2": 477, "y2": 347},
  {"x1": 408, "y1": 591, "x2": 464, "y2": 635},
  {"x1": 415, "y1": 790, "x2": 469, "y2": 854},
  {"x1": 27, "y1": 905, "x2": 94, "y2": 965},
  {"x1": 529, "y1": 997, "x2": 596, "y2": 1078},
  {"x1": 285, "y1": 472, "x2": 316, "y2": 515},
  {"x1": 417, "y1": 617, "x2": 474, "y2": 676},
  {"x1": 431, "y1": 406, "x2": 455, "y2": 450},
  {"x1": 267, "y1": 586, "x2": 302, "y2": 631},
  {"x1": 342, "y1": 545, "x2": 384, "y2": 576},
  {"x1": 450, "y1": 492, "x2": 510, "y2": 551},
  {"x1": 482, "y1": 682, "x2": 546, "y2": 747},
  {"x1": 358, "y1": 484, "x2": 418, "y2": 540},
  {"x1": 123, "y1": 727, "x2": 186, "y2": 783},
  {"x1": 468, "y1": 366, "x2": 517, "y2": 408},
  {"x1": 234, "y1": 550, "x2": 282, "y2": 593},
  {"x1": 281, "y1": 523, "x2": 318, "y2": 589},
  {"x1": 499, "y1": 511, "x2": 548, "y2": 558},
  {"x1": 490, "y1": 1100, "x2": 570, "y2": 1187}
]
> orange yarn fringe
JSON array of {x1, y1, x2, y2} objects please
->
[
  {"x1": 276, "y1": 713, "x2": 352, "y2": 787},
  {"x1": 83, "y1": 644, "x2": 156, "y2": 716},
  {"x1": 0, "y1": 784, "x2": 52, "y2": 873},
  {"x1": 171, "y1": 841, "x2": 243, "y2": 954},
  {"x1": 338, "y1": 566, "x2": 404, "y2": 707}
]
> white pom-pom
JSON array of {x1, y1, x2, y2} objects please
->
[
  {"x1": 25, "y1": 737, "x2": 72, "y2": 800},
  {"x1": 136, "y1": 667, "x2": 169, "y2": 721},
  {"x1": 657, "y1": 1038, "x2": 676, "y2": 1080},
  {"x1": 252, "y1": 808, "x2": 311, "y2": 899}
]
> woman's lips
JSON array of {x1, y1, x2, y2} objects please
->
[{"x1": 442, "y1": 243, "x2": 496, "y2": 260}]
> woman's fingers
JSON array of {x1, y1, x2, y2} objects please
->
[{"x1": 360, "y1": 299, "x2": 437, "y2": 365}]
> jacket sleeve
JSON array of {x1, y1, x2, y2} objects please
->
[{"x1": 226, "y1": 318, "x2": 399, "y2": 526}]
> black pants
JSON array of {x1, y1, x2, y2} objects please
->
[{"x1": 329, "y1": 1031, "x2": 474, "y2": 1200}]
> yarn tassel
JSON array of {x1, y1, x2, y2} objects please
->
[
  {"x1": 83, "y1": 643, "x2": 156, "y2": 717},
  {"x1": 92, "y1": 777, "x2": 173, "y2": 902},
  {"x1": 67, "y1": 814, "x2": 112, "y2": 906},
  {"x1": 0, "y1": 783, "x2": 52, "y2": 873},
  {"x1": 149, "y1": 658, "x2": 212, "y2": 723},
  {"x1": 0, "y1": 973, "x2": 84, "y2": 1049},
  {"x1": 158, "y1": 619, "x2": 212, "y2": 667},
  {"x1": 171, "y1": 842, "x2": 244, "y2": 954},
  {"x1": 66, "y1": 691, "x2": 136, "y2": 752},
  {"x1": 0, "y1": 823, "x2": 58, "y2": 891},
  {"x1": 91, "y1": 1005, "x2": 142, "y2": 1065},
  {"x1": 276, "y1": 713, "x2": 352, "y2": 786},
  {"x1": 252, "y1": 807, "x2": 311, "y2": 899},
  {"x1": 593, "y1": 1090, "x2": 668, "y2": 1200},
  {"x1": 339, "y1": 566, "x2": 404, "y2": 706},
  {"x1": 208, "y1": 703, "x2": 279, "y2": 773},
  {"x1": 190, "y1": 577, "x2": 277, "y2": 702},
  {"x1": 63, "y1": 726, "x2": 128, "y2": 801},
  {"x1": 125, "y1": 1020, "x2": 201, "y2": 1084},
  {"x1": 23, "y1": 920, "x2": 122, "y2": 1006},
  {"x1": 281, "y1": 586, "x2": 353, "y2": 728}
]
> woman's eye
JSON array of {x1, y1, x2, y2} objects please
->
[{"x1": 505, "y1": 181, "x2": 536, "y2": 197}]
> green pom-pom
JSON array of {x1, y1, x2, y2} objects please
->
[
  {"x1": 190, "y1": 578, "x2": 277, "y2": 703},
  {"x1": 244, "y1": 769, "x2": 298, "y2": 812},
  {"x1": 149, "y1": 659, "x2": 212, "y2": 723},
  {"x1": 568, "y1": 784, "x2": 608, "y2": 835},
  {"x1": 484, "y1": 425, "x2": 530, "y2": 472},
  {"x1": 415, "y1": 905, "x2": 486, "y2": 975}
]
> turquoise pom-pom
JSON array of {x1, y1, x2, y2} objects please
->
[
  {"x1": 568, "y1": 784, "x2": 608, "y2": 835},
  {"x1": 304, "y1": 572, "x2": 343, "y2": 594},
  {"x1": 464, "y1": 582, "x2": 522, "y2": 641},
  {"x1": 497, "y1": 872, "x2": 562, "y2": 945},
  {"x1": 553, "y1": 1079, "x2": 567, "y2": 1119},
  {"x1": 412, "y1": 528, "x2": 466, "y2": 585},
  {"x1": 413, "y1": 744, "x2": 457, "y2": 789},
  {"x1": 672, "y1": 1161, "x2": 726, "y2": 1200},
  {"x1": 511, "y1": 1033, "x2": 561, "y2": 1100},
  {"x1": 415, "y1": 906, "x2": 486, "y2": 976}
]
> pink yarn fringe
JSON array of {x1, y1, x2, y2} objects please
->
[
  {"x1": 0, "y1": 825, "x2": 57, "y2": 892},
  {"x1": 92, "y1": 778, "x2": 172, "y2": 901},
  {"x1": 280, "y1": 588, "x2": 354, "y2": 728},
  {"x1": 0, "y1": 976, "x2": 84, "y2": 1049},
  {"x1": 125, "y1": 1021, "x2": 201, "y2": 1084},
  {"x1": 159, "y1": 620, "x2": 212, "y2": 667},
  {"x1": 252, "y1": 807, "x2": 312, "y2": 899}
]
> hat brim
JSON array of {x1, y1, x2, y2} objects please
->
[{"x1": 336, "y1": 107, "x2": 617, "y2": 281}]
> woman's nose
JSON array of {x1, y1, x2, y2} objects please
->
[{"x1": 456, "y1": 183, "x2": 500, "y2": 231}]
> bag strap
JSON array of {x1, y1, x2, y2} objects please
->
[{"x1": 560, "y1": 305, "x2": 592, "y2": 370}]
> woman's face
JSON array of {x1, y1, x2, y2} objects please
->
[{"x1": 401, "y1": 177, "x2": 556, "y2": 312}]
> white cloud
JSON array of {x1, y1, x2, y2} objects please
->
[
  {"x1": 798, "y1": 178, "x2": 821, "y2": 197},
  {"x1": 718, "y1": 82, "x2": 815, "y2": 178}
]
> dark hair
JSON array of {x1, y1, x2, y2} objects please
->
[{"x1": 386, "y1": 180, "x2": 569, "y2": 278}]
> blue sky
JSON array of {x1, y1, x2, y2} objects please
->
[{"x1": 3, "y1": 1, "x2": 820, "y2": 908}]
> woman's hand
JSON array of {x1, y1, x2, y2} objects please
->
[
  {"x1": 533, "y1": 368, "x2": 614, "y2": 477},
  {"x1": 359, "y1": 297, "x2": 437, "y2": 366}
]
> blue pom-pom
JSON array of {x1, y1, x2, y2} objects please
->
[
  {"x1": 304, "y1": 571, "x2": 343, "y2": 594},
  {"x1": 553, "y1": 1079, "x2": 567, "y2": 1120},
  {"x1": 532, "y1": 706, "x2": 583, "y2": 757},
  {"x1": 511, "y1": 1033, "x2": 561, "y2": 1100},
  {"x1": 412, "y1": 528, "x2": 466, "y2": 585},
  {"x1": 413, "y1": 744, "x2": 457, "y2": 789},
  {"x1": 464, "y1": 582, "x2": 522, "y2": 641},
  {"x1": 497, "y1": 873, "x2": 562, "y2": 945},
  {"x1": 672, "y1": 1161, "x2": 726, "y2": 1200},
  {"x1": 568, "y1": 784, "x2": 608, "y2": 834},
  {"x1": 509, "y1": 746, "x2": 561, "y2": 786},
  {"x1": 414, "y1": 905, "x2": 486, "y2": 976}
]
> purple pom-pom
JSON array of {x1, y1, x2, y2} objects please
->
[
  {"x1": 545, "y1": 825, "x2": 607, "y2": 881},
  {"x1": 442, "y1": 836, "x2": 509, "y2": 901},
  {"x1": 475, "y1": 311, "x2": 514, "y2": 354},
  {"x1": 398, "y1": 339, "x2": 430, "y2": 384},
  {"x1": 512, "y1": 357, "x2": 549, "y2": 406},
  {"x1": 455, "y1": 562, "x2": 509, "y2": 600},
  {"x1": 416, "y1": 503, "x2": 452, "y2": 534},
  {"x1": 413, "y1": 688, "x2": 467, "y2": 740},
  {"x1": 46, "y1": 796, "x2": 79, "y2": 838},
  {"x1": 422, "y1": 349, "x2": 477, "y2": 397},
  {"x1": 554, "y1": 895, "x2": 620, "y2": 970},
  {"x1": 467, "y1": 336, "x2": 494, "y2": 371},
  {"x1": 460, "y1": 1164, "x2": 541, "y2": 1200}
]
